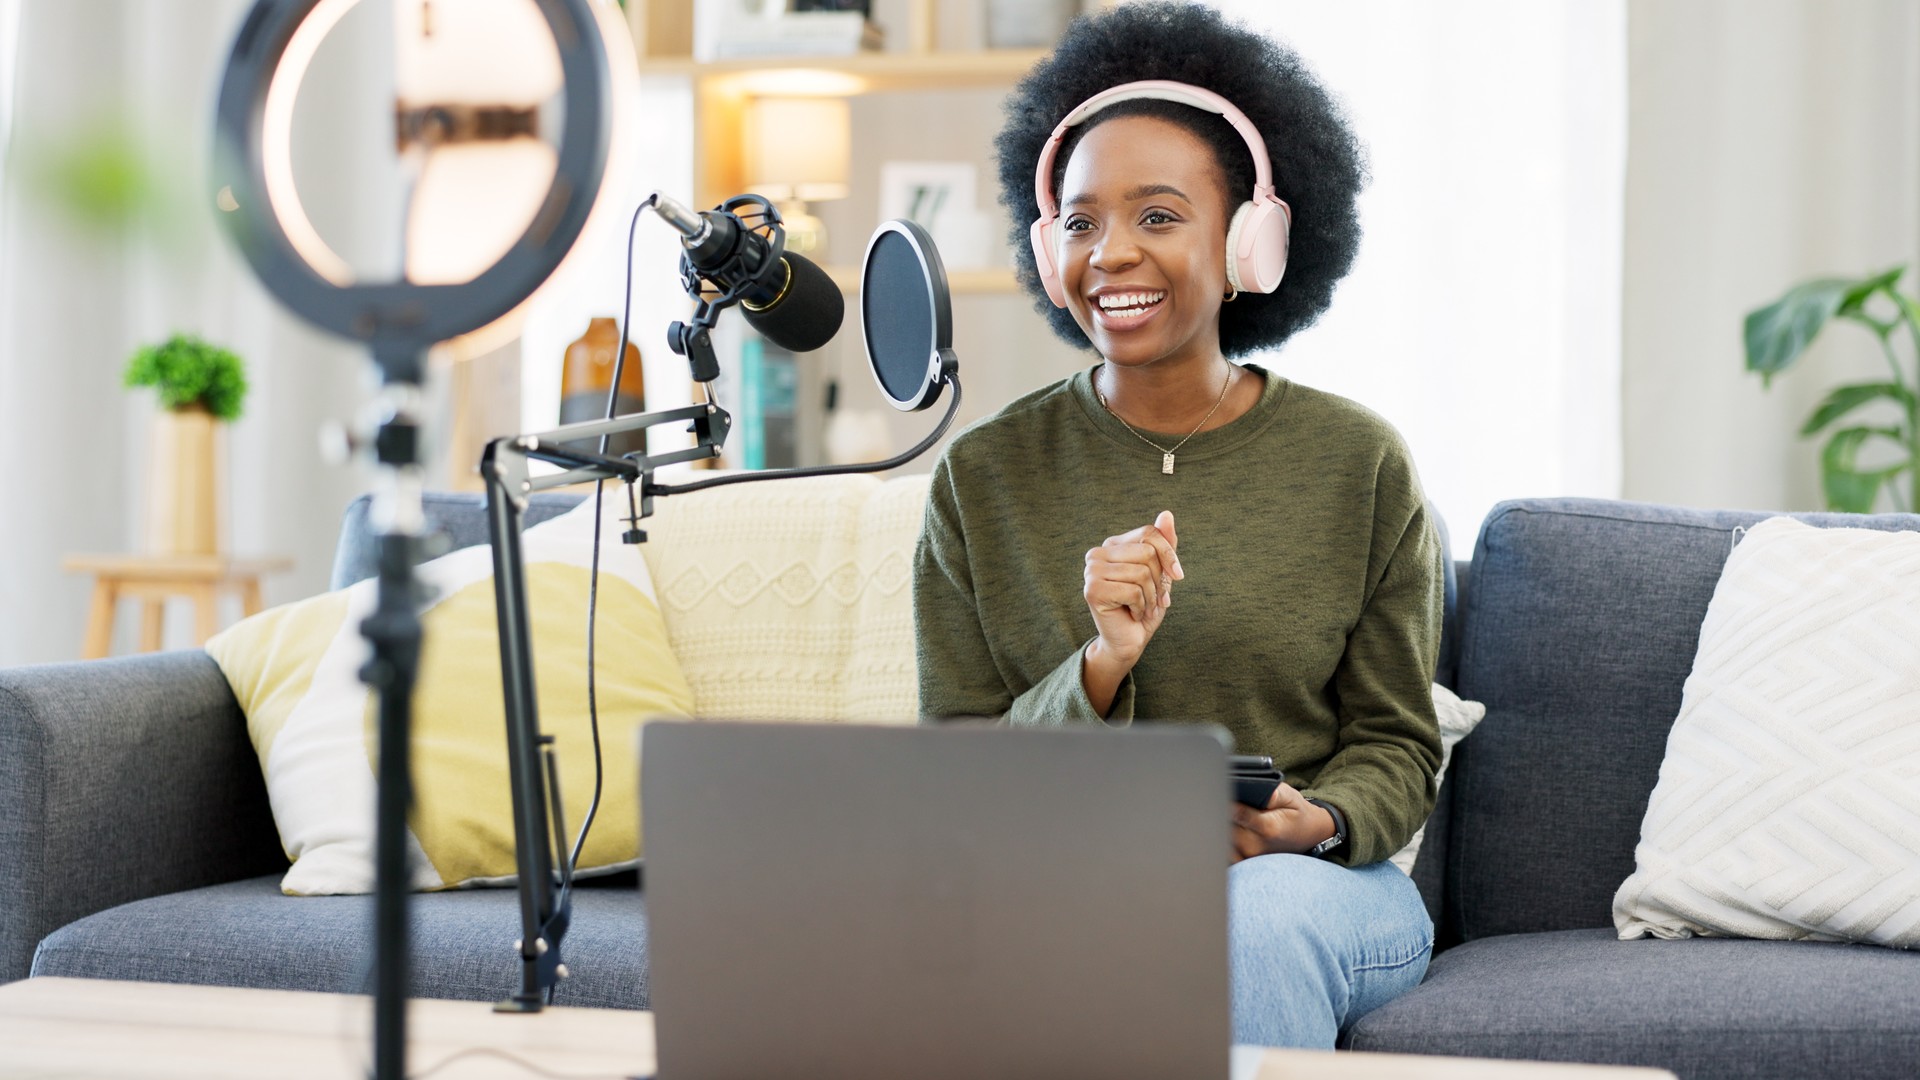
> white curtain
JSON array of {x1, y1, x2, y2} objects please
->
[
  {"x1": 1213, "y1": 0, "x2": 1628, "y2": 541},
  {"x1": 0, "y1": 1, "x2": 375, "y2": 666},
  {"x1": 0, "y1": 0, "x2": 18, "y2": 204}
]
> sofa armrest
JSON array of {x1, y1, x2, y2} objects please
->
[{"x1": 0, "y1": 651, "x2": 285, "y2": 981}]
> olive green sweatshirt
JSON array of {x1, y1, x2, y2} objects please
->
[{"x1": 912, "y1": 365, "x2": 1443, "y2": 866}]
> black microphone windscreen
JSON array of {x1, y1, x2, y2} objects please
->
[
  {"x1": 860, "y1": 219, "x2": 952, "y2": 412},
  {"x1": 743, "y1": 253, "x2": 843, "y2": 353}
]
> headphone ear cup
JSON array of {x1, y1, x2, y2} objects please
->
[
  {"x1": 1230, "y1": 197, "x2": 1291, "y2": 294},
  {"x1": 1029, "y1": 216, "x2": 1068, "y2": 308},
  {"x1": 1224, "y1": 202, "x2": 1255, "y2": 294}
]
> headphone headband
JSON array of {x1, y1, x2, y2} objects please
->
[
  {"x1": 1026, "y1": 78, "x2": 1290, "y2": 307},
  {"x1": 1031, "y1": 79, "x2": 1275, "y2": 219}
]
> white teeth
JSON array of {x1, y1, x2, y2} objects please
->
[{"x1": 1096, "y1": 291, "x2": 1165, "y2": 312}]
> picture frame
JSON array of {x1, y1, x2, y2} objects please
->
[
  {"x1": 878, "y1": 162, "x2": 976, "y2": 236},
  {"x1": 877, "y1": 161, "x2": 990, "y2": 268}
]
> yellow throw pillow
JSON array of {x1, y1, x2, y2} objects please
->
[{"x1": 208, "y1": 495, "x2": 695, "y2": 895}]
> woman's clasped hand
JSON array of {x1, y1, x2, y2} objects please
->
[
  {"x1": 1080, "y1": 510, "x2": 1180, "y2": 717},
  {"x1": 1082, "y1": 509, "x2": 1183, "y2": 662}
]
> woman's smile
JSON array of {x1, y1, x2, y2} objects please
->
[{"x1": 1089, "y1": 286, "x2": 1169, "y2": 330}]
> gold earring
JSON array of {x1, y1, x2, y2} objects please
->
[{"x1": 1223, "y1": 285, "x2": 1239, "y2": 302}]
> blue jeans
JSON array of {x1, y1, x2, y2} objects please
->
[{"x1": 1228, "y1": 854, "x2": 1433, "y2": 1048}]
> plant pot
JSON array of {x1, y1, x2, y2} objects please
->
[{"x1": 144, "y1": 404, "x2": 225, "y2": 556}]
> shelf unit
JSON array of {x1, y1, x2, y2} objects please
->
[{"x1": 623, "y1": 2, "x2": 1050, "y2": 294}]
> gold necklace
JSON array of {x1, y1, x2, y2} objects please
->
[{"x1": 1096, "y1": 362, "x2": 1235, "y2": 475}]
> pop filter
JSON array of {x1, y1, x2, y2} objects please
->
[{"x1": 861, "y1": 219, "x2": 957, "y2": 412}]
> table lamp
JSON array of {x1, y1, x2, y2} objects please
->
[{"x1": 745, "y1": 95, "x2": 851, "y2": 256}]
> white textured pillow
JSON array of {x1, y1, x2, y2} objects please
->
[
  {"x1": 1389, "y1": 682, "x2": 1486, "y2": 875},
  {"x1": 1613, "y1": 516, "x2": 1920, "y2": 947},
  {"x1": 637, "y1": 473, "x2": 931, "y2": 723}
]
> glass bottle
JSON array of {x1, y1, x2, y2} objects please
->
[{"x1": 559, "y1": 317, "x2": 646, "y2": 457}]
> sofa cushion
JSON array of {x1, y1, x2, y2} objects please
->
[
  {"x1": 1343, "y1": 927, "x2": 1920, "y2": 1079},
  {"x1": 213, "y1": 495, "x2": 695, "y2": 895},
  {"x1": 635, "y1": 473, "x2": 932, "y2": 722},
  {"x1": 1387, "y1": 683, "x2": 1484, "y2": 877},
  {"x1": 30, "y1": 874, "x2": 653, "y2": 1009},
  {"x1": 1448, "y1": 499, "x2": 1920, "y2": 943},
  {"x1": 1614, "y1": 516, "x2": 1920, "y2": 947}
]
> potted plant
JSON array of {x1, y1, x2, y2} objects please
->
[
  {"x1": 1745, "y1": 266, "x2": 1919, "y2": 513},
  {"x1": 123, "y1": 333, "x2": 248, "y2": 556}
]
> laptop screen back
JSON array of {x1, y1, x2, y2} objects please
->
[{"x1": 641, "y1": 721, "x2": 1231, "y2": 1080}]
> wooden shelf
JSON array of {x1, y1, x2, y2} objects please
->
[
  {"x1": 824, "y1": 265, "x2": 1018, "y2": 295},
  {"x1": 622, "y1": 5, "x2": 1035, "y2": 296}
]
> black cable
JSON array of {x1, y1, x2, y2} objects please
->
[
  {"x1": 548, "y1": 195, "x2": 658, "y2": 991},
  {"x1": 648, "y1": 376, "x2": 962, "y2": 496}
]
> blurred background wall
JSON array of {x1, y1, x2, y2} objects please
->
[
  {"x1": 0, "y1": 0, "x2": 373, "y2": 665},
  {"x1": 1, "y1": 0, "x2": 1917, "y2": 666}
]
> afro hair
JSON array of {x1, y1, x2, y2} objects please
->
[{"x1": 994, "y1": 2, "x2": 1367, "y2": 358}]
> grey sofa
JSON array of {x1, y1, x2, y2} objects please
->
[{"x1": 6, "y1": 495, "x2": 1919, "y2": 1078}]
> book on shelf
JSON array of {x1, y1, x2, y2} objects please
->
[{"x1": 696, "y1": 7, "x2": 884, "y2": 61}]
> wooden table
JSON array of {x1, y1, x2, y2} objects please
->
[
  {"x1": 0, "y1": 977, "x2": 1679, "y2": 1079},
  {"x1": 61, "y1": 555, "x2": 293, "y2": 658}
]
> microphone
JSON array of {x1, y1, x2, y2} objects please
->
[{"x1": 649, "y1": 192, "x2": 844, "y2": 353}]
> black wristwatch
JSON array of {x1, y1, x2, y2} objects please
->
[{"x1": 1304, "y1": 798, "x2": 1347, "y2": 858}]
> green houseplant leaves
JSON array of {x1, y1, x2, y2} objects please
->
[
  {"x1": 1744, "y1": 266, "x2": 1918, "y2": 513},
  {"x1": 124, "y1": 333, "x2": 249, "y2": 420}
]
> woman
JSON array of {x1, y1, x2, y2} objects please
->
[{"x1": 911, "y1": 2, "x2": 1443, "y2": 1048}]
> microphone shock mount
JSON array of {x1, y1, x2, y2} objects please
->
[{"x1": 666, "y1": 195, "x2": 787, "y2": 386}]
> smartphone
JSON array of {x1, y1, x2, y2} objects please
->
[{"x1": 1229, "y1": 755, "x2": 1284, "y2": 809}]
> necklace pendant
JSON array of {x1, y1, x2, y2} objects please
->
[{"x1": 1162, "y1": 452, "x2": 1175, "y2": 475}]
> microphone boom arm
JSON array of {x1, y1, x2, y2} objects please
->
[{"x1": 481, "y1": 374, "x2": 957, "y2": 1012}]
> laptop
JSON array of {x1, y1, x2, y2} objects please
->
[{"x1": 640, "y1": 721, "x2": 1236, "y2": 1080}]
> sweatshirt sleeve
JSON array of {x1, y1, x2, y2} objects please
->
[
  {"x1": 913, "y1": 454, "x2": 1134, "y2": 726},
  {"x1": 1299, "y1": 449, "x2": 1445, "y2": 866}
]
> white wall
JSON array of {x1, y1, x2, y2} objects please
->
[
  {"x1": 1622, "y1": 0, "x2": 1920, "y2": 514},
  {"x1": 1213, "y1": 0, "x2": 1627, "y2": 541},
  {"x1": 0, "y1": 0, "x2": 374, "y2": 666}
]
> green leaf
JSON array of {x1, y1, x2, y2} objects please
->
[
  {"x1": 1836, "y1": 265, "x2": 1906, "y2": 316},
  {"x1": 1891, "y1": 289, "x2": 1920, "y2": 345},
  {"x1": 1800, "y1": 381, "x2": 1917, "y2": 436},
  {"x1": 1746, "y1": 267, "x2": 1910, "y2": 386},
  {"x1": 1819, "y1": 425, "x2": 1908, "y2": 513},
  {"x1": 1746, "y1": 279, "x2": 1852, "y2": 385}
]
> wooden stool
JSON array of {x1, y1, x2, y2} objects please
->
[{"x1": 62, "y1": 555, "x2": 294, "y2": 658}]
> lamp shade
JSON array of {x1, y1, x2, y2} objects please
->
[{"x1": 745, "y1": 96, "x2": 850, "y2": 203}]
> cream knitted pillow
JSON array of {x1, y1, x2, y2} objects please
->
[
  {"x1": 1389, "y1": 682, "x2": 1485, "y2": 875},
  {"x1": 638, "y1": 473, "x2": 930, "y2": 723},
  {"x1": 1613, "y1": 516, "x2": 1920, "y2": 947}
]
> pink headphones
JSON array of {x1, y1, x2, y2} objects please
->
[{"x1": 1029, "y1": 79, "x2": 1292, "y2": 308}]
